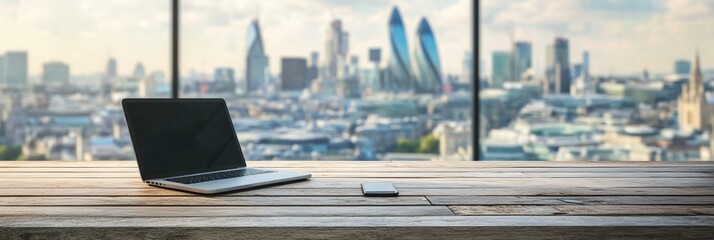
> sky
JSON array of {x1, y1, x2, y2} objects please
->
[
  {"x1": 481, "y1": 0, "x2": 714, "y2": 77},
  {"x1": 0, "y1": 0, "x2": 472, "y2": 78}
]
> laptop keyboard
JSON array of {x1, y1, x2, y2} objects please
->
[{"x1": 165, "y1": 168, "x2": 275, "y2": 184}]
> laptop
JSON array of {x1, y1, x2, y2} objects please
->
[{"x1": 122, "y1": 98, "x2": 311, "y2": 194}]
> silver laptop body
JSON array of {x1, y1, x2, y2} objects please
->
[{"x1": 122, "y1": 98, "x2": 311, "y2": 194}]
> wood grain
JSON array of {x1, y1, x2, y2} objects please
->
[{"x1": 0, "y1": 160, "x2": 713, "y2": 239}]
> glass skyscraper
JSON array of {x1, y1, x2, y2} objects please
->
[
  {"x1": 412, "y1": 17, "x2": 442, "y2": 94},
  {"x1": 512, "y1": 41, "x2": 532, "y2": 81},
  {"x1": 246, "y1": 19, "x2": 268, "y2": 93},
  {"x1": 386, "y1": 6, "x2": 412, "y2": 91},
  {"x1": 491, "y1": 51, "x2": 512, "y2": 88},
  {"x1": 546, "y1": 37, "x2": 571, "y2": 94}
]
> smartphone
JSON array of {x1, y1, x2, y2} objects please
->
[{"x1": 361, "y1": 182, "x2": 399, "y2": 196}]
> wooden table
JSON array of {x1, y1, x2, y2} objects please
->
[{"x1": 1, "y1": 161, "x2": 713, "y2": 239}]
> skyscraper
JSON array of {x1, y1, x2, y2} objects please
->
[
  {"x1": 675, "y1": 60, "x2": 691, "y2": 75},
  {"x1": 512, "y1": 41, "x2": 532, "y2": 81},
  {"x1": 678, "y1": 52, "x2": 707, "y2": 131},
  {"x1": 308, "y1": 51, "x2": 319, "y2": 81},
  {"x1": 246, "y1": 19, "x2": 269, "y2": 93},
  {"x1": 412, "y1": 17, "x2": 442, "y2": 94},
  {"x1": 462, "y1": 51, "x2": 473, "y2": 84},
  {"x1": 281, "y1": 58, "x2": 308, "y2": 91},
  {"x1": 106, "y1": 58, "x2": 117, "y2": 79},
  {"x1": 324, "y1": 19, "x2": 349, "y2": 80},
  {"x1": 3, "y1": 51, "x2": 28, "y2": 88},
  {"x1": 42, "y1": 62, "x2": 70, "y2": 85},
  {"x1": 386, "y1": 6, "x2": 412, "y2": 91},
  {"x1": 491, "y1": 51, "x2": 512, "y2": 88},
  {"x1": 583, "y1": 51, "x2": 590, "y2": 78},
  {"x1": 546, "y1": 37, "x2": 571, "y2": 94},
  {"x1": 133, "y1": 62, "x2": 145, "y2": 79},
  {"x1": 0, "y1": 55, "x2": 5, "y2": 84}
]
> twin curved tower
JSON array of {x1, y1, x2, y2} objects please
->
[{"x1": 386, "y1": 7, "x2": 442, "y2": 94}]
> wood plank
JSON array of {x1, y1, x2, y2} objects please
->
[
  {"x1": 0, "y1": 196, "x2": 431, "y2": 206},
  {"x1": 1, "y1": 216, "x2": 713, "y2": 227},
  {"x1": 1, "y1": 177, "x2": 712, "y2": 189},
  {"x1": 449, "y1": 205, "x2": 714, "y2": 216},
  {"x1": 427, "y1": 196, "x2": 714, "y2": 205},
  {"x1": 0, "y1": 206, "x2": 454, "y2": 217},
  {"x1": 1, "y1": 226, "x2": 713, "y2": 240},
  {"x1": 2, "y1": 171, "x2": 711, "y2": 178},
  {"x1": 2, "y1": 225, "x2": 713, "y2": 240},
  {"x1": 2, "y1": 187, "x2": 714, "y2": 197}
]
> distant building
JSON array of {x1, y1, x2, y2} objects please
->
[
  {"x1": 412, "y1": 17, "x2": 442, "y2": 94},
  {"x1": 462, "y1": 51, "x2": 473, "y2": 84},
  {"x1": 369, "y1": 48, "x2": 382, "y2": 64},
  {"x1": 491, "y1": 51, "x2": 512, "y2": 88},
  {"x1": 213, "y1": 67, "x2": 236, "y2": 94},
  {"x1": 386, "y1": 6, "x2": 412, "y2": 91},
  {"x1": 546, "y1": 37, "x2": 571, "y2": 94},
  {"x1": 2, "y1": 51, "x2": 28, "y2": 88},
  {"x1": 0, "y1": 55, "x2": 4, "y2": 84},
  {"x1": 308, "y1": 51, "x2": 319, "y2": 82},
  {"x1": 246, "y1": 19, "x2": 269, "y2": 92},
  {"x1": 432, "y1": 122, "x2": 471, "y2": 161},
  {"x1": 678, "y1": 52, "x2": 708, "y2": 131},
  {"x1": 281, "y1": 58, "x2": 308, "y2": 91},
  {"x1": 133, "y1": 62, "x2": 145, "y2": 79},
  {"x1": 106, "y1": 58, "x2": 117, "y2": 79},
  {"x1": 512, "y1": 41, "x2": 532, "y2": 81},
  {"x1": 675, "y1": 59, "x2": 691, "y2": 75},
  {"x1": 42, "y1": 62, "x2": 70, "y2": 85}
]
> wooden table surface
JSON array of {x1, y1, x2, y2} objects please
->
[{"x1": 1, "y1": 161, "x2": 713, "y2": 239}]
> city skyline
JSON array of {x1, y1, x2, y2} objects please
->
[
  {"x1": 0, "y1": 0, "x2": 471, "y2": 78},
  {"x1": 481, "y1": 0, "x2": 713, "y2": 77}
]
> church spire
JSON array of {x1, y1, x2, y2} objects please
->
[{"x1": 689, "y1": 50, "x2": 703, "y2": 94}]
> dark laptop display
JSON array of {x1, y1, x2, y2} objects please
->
[{"x1": 123, "y1": 99, "x2": 246, "y2": 180}]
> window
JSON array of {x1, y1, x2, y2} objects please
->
[
  {"x1": 479, "y1": 0, "x2": 713, "y2": 161},
  {"x1": 180, "y1": 0, "x2": 474, "y2": 161},
  {"x1": 0, "y1": 1, "x2": 170, "y2": 160}
]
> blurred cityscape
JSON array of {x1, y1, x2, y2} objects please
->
[
  {"x1": 0, "y1": 5, "x2": 473, "y2": 161},
  {"x1": 480, "y1": 38, "x2": 713, "y2": 161}
]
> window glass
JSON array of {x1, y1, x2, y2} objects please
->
[
  {"x1": 181, "y1": 0, "x2": 473, "y2": 161},
  {"x1": 0, "y1": 0, "x2": 170, "y2": 160},
  {"x1": 480, "y1": 0, "x2": 713, "y2": 161}
]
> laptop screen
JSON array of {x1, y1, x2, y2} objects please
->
[{"x1": 123, "y1": 99, "x2": 246, "y2": 180}]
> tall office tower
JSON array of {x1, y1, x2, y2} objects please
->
[
  {"x1": 386, "y1": 6, "x2": 412, "y2": 91},
  {"x1": 246, "y1": 19, "x2": 269, "y2": 93},
  {"x1": 213, "y1": 67, "x2": 236, "y2": 93},
  {"x1": 308, "y1": 51, "x2": 319, "y2": 81},
  {"x1": 367, "y1": 48, "x2": 382, "y2": 91},
  {"x1": 3, "y1": 51, "x2": 28, "y2": 88},
  {"x1": 679, "y1": 52, "x2": 707, "y2": 131},
  {"x1": 512, "y1": 41, "x2": 532, "y2": 81},
  {"x1": 106, "y1": 58, "x2": 117, "y2": 79},
  {"x1": 42, "y1": 62, "x2": 70, "y2": 85},
  {"x1": 281, "y1": 58, "x2": 308, "y2": 91},
  {"x1": 545, "y1": 37, "x2": 570, "y2": 94},
  {"x1": 582, "y1": 51, "x2": 590, "y2": 78},
  {"x1": 0, "y1": 55, "x2": 5, "y2": 84},
  {"x1": 411, "y1": 17, "x2": 442, "y2": 94},
  {"x1": 369, "y1": 48, "x2": 382, "y2": 65},
  {"x1": 323, "y1": 19, "x2": 348, "y2": 80},
  {"x1": 133, "y1": 62, "x2": 146, "y2": 79},
  {"x1": 572, "y1": 64, "x2": 583, "y2": 80},
  {"x1": 491, "y1": 51, "x2": 512, "y2": 88},
  {"x1": 462, "y1": 51, "x2": 473, "y2": 84},
  {"x1": 675, "y1": 59, "x2": 692, "y2": 75}
]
